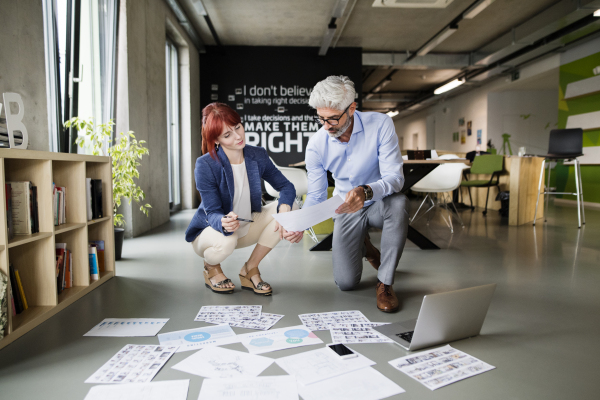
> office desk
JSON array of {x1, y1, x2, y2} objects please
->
[{"x1": 310, "y1": 159, "x2": 467, "y2": 251}]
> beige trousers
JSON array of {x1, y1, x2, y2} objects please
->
[{"x1": 192, "y1": 201, "x2": 286, "y2": 265}]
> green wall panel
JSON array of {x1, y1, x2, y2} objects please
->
[{"x1": 556, "y1": 51, "x2": 600, "y2": 203}]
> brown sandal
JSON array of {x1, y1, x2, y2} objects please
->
[
  {"x1": 239, "y1": 263, "x2": 272, "y2": 296},
  {"x1": 204, "y1": 264, "x2": 234, "y2": 294}
]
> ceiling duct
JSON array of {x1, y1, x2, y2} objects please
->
[{"x1": 372, "y1": 0, "x2": 454, "y2": 8}]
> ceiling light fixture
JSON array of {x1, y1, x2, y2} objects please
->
[
  {"x1": 387, "y1": 111, "x2": 399, "y2": 118},
  {"x1": 594, "y1": 9, "x2": 600, "y2": 17},
  {"x1": 463, "y1": 0, "x2": 496, "y2": 19},
  {"x1": 434, "y1": 79, "x2": 465, "y2": 95},
  {"x1": 416, "y1": 25, "x2": 458, "y2": 56}
]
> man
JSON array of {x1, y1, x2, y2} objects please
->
[{"x1": 303, "y1": 75, "x2": 408, "y2": 313}]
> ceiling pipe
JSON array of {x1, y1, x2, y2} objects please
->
[
  {"x1": 319, "y1": 0, "x2": 350, "y2": 56},
  {"x1": 164, "y1": 0, "x2": 205, "y2": 53},
  {"x1": 190, "y1": 0, "x2": 222, "y2": 46}
]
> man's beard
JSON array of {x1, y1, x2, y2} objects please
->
[{"x1": 327, "y1": 114, "x2": 352, "y2": 138}]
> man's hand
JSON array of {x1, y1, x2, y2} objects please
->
[
  {"x1": 335, "y1": 187, "x2": 366, "y2": 214},
  {"x1": 221, "y1": 212, "x2": 240, "y2": 233},
  {"x1": 274, "y1": 204, "x2": 303, "y2": 243}
]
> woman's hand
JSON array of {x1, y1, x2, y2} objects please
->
[
  {"x1": 275, "y1": 204, "x2": 303, "y2": 243},
  {"x1": 221, "y1": 211, "x2": 240, "y2": 233}
]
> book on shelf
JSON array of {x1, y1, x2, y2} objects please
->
[
  {"x1": 8, "y1": 265, "x2": 25, "y2": 314},
  {"x1": 7, "y1": 181, "x2": 35, "y2": 235},
  {"x1": 55, "y1": 243, "x2": 71, "y2": 294},
  {"x1": 86, "y1": 178, "x2": 93, "y2": 221},
  {"x1": 14, "y1": 270, "x2": 28, "y2": 310},
  {"x1": 53, "y1": 184, "x2": 67, "y2": 226},
  {"x1": 31, "y1": 186, "x2": 39, "y2": 233},
  {"x1": 91, "y1": 179, "x2": 103, "y2": 219},
  {"x1": 88, "y1": 245, "x2": 99, "y2": 281},
  {"x1": 5, "y1": 183, "x2": 13, "y2": 240},
  {"x1": 89, "y1": 241, "x2": 105, "y2": 273}
]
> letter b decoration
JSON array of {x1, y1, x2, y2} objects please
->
[{"x1": 1, "y1": 93, "x2": 29, "y2": 149}]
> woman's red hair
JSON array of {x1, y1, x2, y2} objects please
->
[{"x1": 201, "y1": 102, "x2": 242, "y2": 160}]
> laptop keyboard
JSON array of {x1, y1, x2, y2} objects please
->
[{"x1": 396, "y1": 331, "x2": 414, "y2": 343}]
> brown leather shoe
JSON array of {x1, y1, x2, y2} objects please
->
[
  {"x1": 364, "y1": 234, "x2": 380, "y2": 270},
  {"x1": 376, "y1": 281, "x2": 399, "y2": 313}
]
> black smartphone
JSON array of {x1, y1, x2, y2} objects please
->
[{"x1": 327, "y1": 343, "x2": 358, "y2": 360}]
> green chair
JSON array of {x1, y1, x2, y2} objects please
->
[{"x1": 460, "y1": 155, "x2": 504, "y2": 216}]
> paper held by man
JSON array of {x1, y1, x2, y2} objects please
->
[{"x1": 272, "y1": 195, "x2": 344, "y2": 232}]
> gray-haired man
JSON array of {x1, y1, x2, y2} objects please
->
[{"x1": 303, "y1": 75, "x2": 409, "y2": 313}]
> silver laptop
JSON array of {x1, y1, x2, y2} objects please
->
[{"x1": 373, "y1": 284, "x2": 496, "y2": 351}]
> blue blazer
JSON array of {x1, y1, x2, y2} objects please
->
[{"x1": 185, "y1": 145, "x2": 296, "y2": 242}]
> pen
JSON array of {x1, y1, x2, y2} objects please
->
[{"x1": 224, "y1": 216, "x2": 254, "y2": 223}]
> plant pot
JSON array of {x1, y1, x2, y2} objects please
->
[{"x1": 114, "y1": 228, "x2": 125, "y2": 261}]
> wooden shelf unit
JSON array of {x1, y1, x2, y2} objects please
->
[{"x1": 0, "y1": 149, "x2": 115, "y2": 350}]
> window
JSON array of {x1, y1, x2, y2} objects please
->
[
  {"x1": 43, "y1": 0, "x2": 118, "y2": 153},
  {"x1": 166, "y1": 40, "x2": 181, "y2": 210}
]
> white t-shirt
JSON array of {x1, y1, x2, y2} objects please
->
[{"x1": 231, "y1": 161, "x2": 252, "y2": 238}]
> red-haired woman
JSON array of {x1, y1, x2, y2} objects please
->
[{"x1": 185, "y1": 103, "x2": 302, "y2": 296}]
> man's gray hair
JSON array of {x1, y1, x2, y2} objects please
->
[{"x1": 308, "y1": 75, "x2": 355, "y2": 111}]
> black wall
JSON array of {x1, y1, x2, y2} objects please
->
[{"x1": 200, "y1": 46, "x2": 362, "y2": 166}]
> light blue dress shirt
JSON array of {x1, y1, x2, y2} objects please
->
[{"x1": 303, "y1": 110, "x2": 404, "y2": 209}]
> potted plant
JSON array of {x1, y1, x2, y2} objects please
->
[{"x1": 64, "y1": 118, "x2": 151, "y2": 260}]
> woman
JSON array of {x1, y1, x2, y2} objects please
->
[{"x1": 185, "y1": 103, "x2": 302, "y2": 296}]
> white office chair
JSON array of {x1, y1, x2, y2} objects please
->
[
  {"x1": 410, "y1": 154, "x2": 469, "y2": 233},
  {"x1": 264, "y1": 164, "x2": 318, "y2": 242}
]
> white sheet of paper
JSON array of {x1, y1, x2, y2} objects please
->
[
  {"x1": 198, "y1": 376, "x2": 298, "y2": 400},
  {"x1": 275, "y1": 347, "x2": 375, "y2": 386},
  {"x1": 298, "y1": 367, "x2": 405, "y2": 400},
  {"x1": 85, "y1": 344, "x2": 178, "y2": 384},
  {"x1": 329, "y1": 322, "x2": 392, "y2": 344},
  {"x1": 388, "y1": 345, "x2": 496, "y2": 390},
  {"x1": 205, "y1": 313, "x2": 284, "y2": 330},
  {"x1": 172, "y1": 346, "x2": 274, "y2": 379},
  {"x1": 84, "y1": 379, "x2": 189, "y2": 400},
  {"x1": 157, "y1": 324, "x2": 239, "y2": 352},
  {"x1": 299, "y1": 310, "x2": 370, "y2": 331},
  {"x1": 237, "y1": 325, "x2": 323, "y2": 354},
  {"x1": 195, "y1": 305, "x2": 262, "y2": 322},
  {"x1": 272, "y1": 195, "x2": 344, "y2": 232},
  {"x1": 84, "y1": 319, "x2": 169, "y2": 337}
]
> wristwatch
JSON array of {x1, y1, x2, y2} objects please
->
[{"x1": 360, "y1": 185, "x2": 373, "y2": 201}]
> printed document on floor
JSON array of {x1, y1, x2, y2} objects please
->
[
  {"x1": 85, "y1": 344, "x2": 178, "y2": 384},
  {"x1": 297, "y1": 367, "x2": 405, "y2": 400},
  {"x1": 172, "y1": 346, "x2": 274, "y2": 379},
  {"x1": 272, "y1": 194, "x2": 344, "y2": 232},
  {"x1": 204, "y1": 312, "x2": 284, "y2": 330},
  {"x1": 195, "y1": 305, "x2": 262, "y2": 322},
  {"x1": 84, "y1": 379, "x2": 189, "y2": 400},
  {"x1": 198, "y1": 376, "x2": 298, "y2": 400},
  {"x1": 299, "y1": 310, "x2": 370, "y2": 331},
  {"x1": 157, "y1": 324, "x2": 239, "y2": 352},
  {"x1": 329, "y1": 322, "x2": 392, "y2": 344},
  {"x1": 388, "y1": 345, "x2": 495, "y2": 390},
  {"x1": 83, "y1": 318, "x2": 169, "y2": 337},
  {"x1": 238, "y1": 325, "x2": 323, "y2": 354},
  {"x1": 275, "y1": 347, "x2": 375, "y2": 386}
]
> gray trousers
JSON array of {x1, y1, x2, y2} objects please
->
[{"x1": 332, "y1": 192, "x2": 409, "y2": 290}]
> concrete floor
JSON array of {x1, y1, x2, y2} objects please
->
[{"x1": 0, "y1": 201, "x2": 599, "y2": 399}]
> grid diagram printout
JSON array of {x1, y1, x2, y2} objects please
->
[
  {"x1": 298, "y1": 310, "x2": 370, "y2": 331},
  {"x1": 83, "y1": 318, "x2": 169, "y2": 337},
  {"x1": 85, "y1": 345, "x2": 178, "y2": 384},
  {"x1": 329, "y1": 322, "x2": 393, "y2": 344},
  {"x1": 195, "y1": 305, "x2": 262, "y2": 322},
  {"x1": 388, "y1": 345, "x2": 496, "y2": 390},
  {"x1": 205, "y1": 312, "x2": 284, "y2": 331}
]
